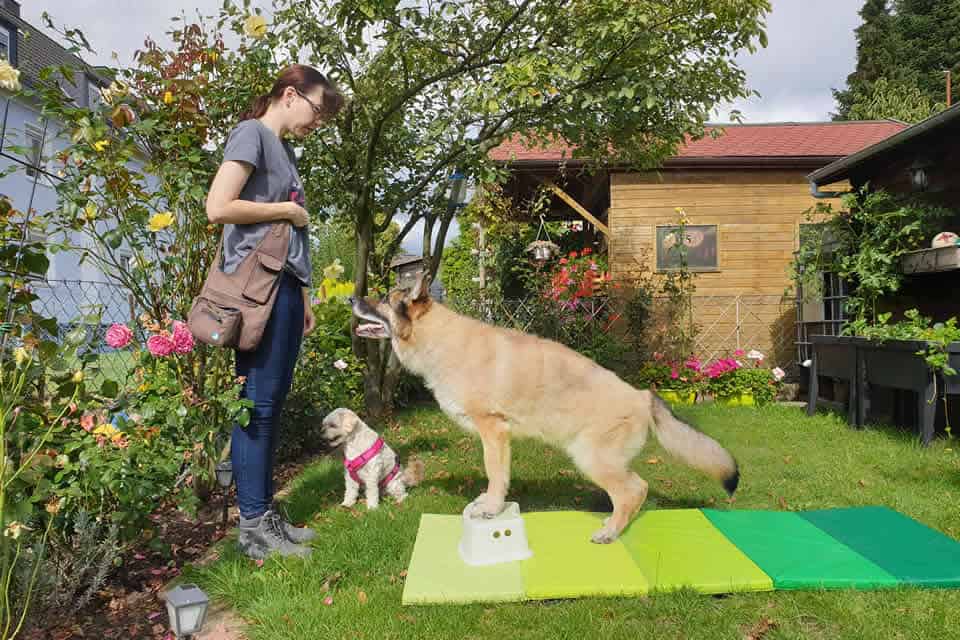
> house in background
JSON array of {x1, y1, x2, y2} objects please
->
[
  {"x1": 489, "y1": 120, "x2": 907, "y2": 367},
  {"x1": 0, "y1": 0, "x2": 145, "y2": 327},
  {"x1": 389, "y1": 253, "x2": 445, "y2": 300}
]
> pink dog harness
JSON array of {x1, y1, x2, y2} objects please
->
[{"x1": 344, "y1": 438, "x2": 401, "y2": 487}]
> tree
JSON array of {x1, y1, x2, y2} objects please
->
[
  {"x1": 834, "y1": 0, "x2": 960, "y2": 120},
  {"x1": 266, "y1": 0, "x2": 770, "y2": 414},
  {"x1": 847, "y1": 77, "x2": 945, "y2": 123}
]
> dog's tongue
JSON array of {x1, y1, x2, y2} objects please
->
[{"x1": 356, "y1": 323, "x2": 384, "y2": 338}]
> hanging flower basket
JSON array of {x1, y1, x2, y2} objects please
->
[{"x1": 526, "y1": 239, "x2": 560, "y2": 262}]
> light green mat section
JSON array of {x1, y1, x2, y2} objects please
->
[
  {"x1": 520, "y1": 511, "x2": 650, "y2": 600},
  {"x1": 401, "y1": 514, "x2": 525, "y2": 605},
  {"x1": 619, "y1": 509, "x2": 774, "y2": 594}
]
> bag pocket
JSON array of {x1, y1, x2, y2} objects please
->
[
  {"x1": 242, "y1": 253, "x2": 284, "y2": 304},
  {"x1": 187, "y1": 296, "x2": 242, "y2": 348}
]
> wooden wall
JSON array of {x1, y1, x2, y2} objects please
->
[{"x1": 609, "y1": 168, "x2": 847, "y2": 364}]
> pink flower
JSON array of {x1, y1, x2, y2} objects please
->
[
  {"x1": 772, "y1": 367, "x2": 786, "y2": 382},
  {"x1": 171, "y1": 321, "x2": 194, "y2": 354},
  {"x1": 734, "y1": 349, "x2": 745, "y2": 357},
  {"x1": 670, "y1": 367, "x2": 679, "y2": 380},
  {"x1": 333, "y1": 359, "x2": 348, "y2": 370},
  {"x1": 80, "y1": 413, "x2": 95, "y2": 432},
  {"x1": 146, "y1": 333, "x2": 175, "y2": 357},
  {"x1": 105, "y1": 323, "x2": 133, "y2": 349}
]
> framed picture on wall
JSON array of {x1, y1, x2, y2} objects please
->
[{"x1": 656, "y1": 224, "x2": 718, "y2": 271}]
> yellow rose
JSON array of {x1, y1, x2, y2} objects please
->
[
  {"x1": 84, "y1": 202, "x2": 98, "y2": 221},
  {"x1": 14, "y1": 346, "x2": 29, "y2": 367},
  {"x1": 93, "y1": 423, "x2": 119, "y2": 438},
  {"x1": 148, "y1": 211, "x2": 175, "y2": 232},
  {"x1": 0, "y1": 60, "x2": 21, "y2": 92},
  {"x1": 323, "y1": 259, "x2": 345, "y2": 281},
  {"x1": 92, "y1": 139, "x2": 110, "y2": 153},
  {"x1": 243, "y1": 14, "x2": 268, "y2": 39},
  {"x1": 163, "y1": 91, "x2": 174, "y2": 104}
]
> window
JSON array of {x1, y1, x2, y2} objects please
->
[
  {"x1": 24, "y1": 123, "x2": 46, "y2": 178},
  {"x1": 0, "y1": 27, "x2": 10, "y2": 62},
  {"x1": 656, "y1": 224, "x2": 718, "y2": 271}
]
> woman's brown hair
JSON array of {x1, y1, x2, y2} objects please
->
[{"x1": 240, "y1": 64, "x2": 345, "y2": 121}]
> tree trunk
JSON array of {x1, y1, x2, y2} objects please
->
[{"x1": 353, "y1": 211, "x2": 404, "y2": 418}]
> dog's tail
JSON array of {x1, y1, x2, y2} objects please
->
[
  {"x1": 402, "y1": 458, "x2": 426, "y2": 487},
  {"x1": 648, "y1": 392, "x2": 739, "y2": 495}
]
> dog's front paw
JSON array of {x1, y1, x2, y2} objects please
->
[
  {"x1": 590, "y1": 525, "x2": 619, "y2": 544},
  {"x1": 465, "y1": 493, "x2": 505, "y2": 519},
  {"x1": 341, "y1": 499, "x2": 357, "y2": 508},
  {"x1": 366, "y1": 500, "x2": 379, "y2": 510}
]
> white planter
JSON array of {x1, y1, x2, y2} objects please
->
[{"x1": 458, "y1": 501, "x2": 533, "y2": 566}]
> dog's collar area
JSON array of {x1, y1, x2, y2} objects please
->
[{"x1": 344, "y1": 437, "x2": 400, "y2": 487}]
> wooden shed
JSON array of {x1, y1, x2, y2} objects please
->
[{"x1": 490, "y1": 121, "x2": 906, "y2": 366}]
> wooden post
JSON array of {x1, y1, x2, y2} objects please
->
[{"x1": 536, "y1": 177, "x2": 611, "y2": 237}]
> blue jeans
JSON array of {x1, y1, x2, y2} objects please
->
[{"x1": 232, "y1": 272, "x2": 304, "y2": 519}]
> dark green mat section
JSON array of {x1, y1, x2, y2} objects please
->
[
  {"x1": 702, "y1": 509, "x2": 900, "y2": 589},
  {"x1": 800, "y1": 506, "x2": 960, "y2": 588}
]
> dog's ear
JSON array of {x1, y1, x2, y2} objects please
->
[
  {"x1": 408, "y1": 270, "x2": 431, "y2": 302},
  {"x1": 342, "y1": 411, "x2": 360, "y2": 434}
]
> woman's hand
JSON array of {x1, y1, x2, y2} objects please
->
[
  {"x1": 285, "y1": 202, "x2": 310, "y2": 228},
  {"x1": 303, "y1": 288, "x2": 316, "y2": 336}
]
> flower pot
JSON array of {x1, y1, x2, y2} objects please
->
[
  {"x1": 716, "y1": 392, "x2": 755, "y2": 407},
  {"x1": 659, "y1": 389, "x2": 696, "y2": 405}
]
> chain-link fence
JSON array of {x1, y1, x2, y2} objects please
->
[
  {"x1": 6, "y1": 275, "x2": 142, "y2": 381},
  {"x1": 450, "y1": 292, "x2": 798, "y2": 368}
]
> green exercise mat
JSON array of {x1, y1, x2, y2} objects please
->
[{"x1": 401, "y1": 507, "x2": 960, "y2": 605}]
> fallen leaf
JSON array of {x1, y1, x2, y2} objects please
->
[
  {"x1": 645, "y1": 457, "x2": 661, "y2": 464},
  {"x1": 358, "y1": 590, "x2": 368, "y2": 605},
  {"x1": 399, "y1": 570, "x2": 408, "y2": 578},
  {"x1": 783, "y1": 455, "x2": 792, "y2": 464},
  {"x1": 778, "y1": 496, "x2": 788, "y2": 510},
  {"x1": 743, "y1": 616, "x2": 778, "y2": 640},
  {"x1": 858, "y1": 479, "x2": 868, "y2": 487}
]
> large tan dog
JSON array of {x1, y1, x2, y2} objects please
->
[{"x1": 351, "y1": 273, "x2": 739, "y2": 543}]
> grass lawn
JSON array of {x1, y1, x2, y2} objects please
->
[{"x1": 183, "y1": 404, "x2": 960, "y2": 639}]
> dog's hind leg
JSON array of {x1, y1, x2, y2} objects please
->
[
  {"x1": 468, "y1": 415, "x2": 511, "y2": 519},
  {"x1": 569, "y1": 440, "x2": 648, "y2": 544}
]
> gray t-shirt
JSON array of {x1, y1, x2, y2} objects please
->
[{"x1": 219, "y1": 119, "x2": 311, "y2": 285}]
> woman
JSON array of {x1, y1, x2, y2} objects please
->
[{"x1": 206, "y1": 64, "x2": 344, "y2": 560}]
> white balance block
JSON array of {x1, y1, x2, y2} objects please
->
[{"x1": 458, "y1": 501, "x2": 533, "y2": 566}]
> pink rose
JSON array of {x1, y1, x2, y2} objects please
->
[
  {"x1": 146, "y1": 333, "x2": 175, "y2": 357},
  {"x1": 171, "y1": 321, "x2": 195, "y2": 354},
  {"x1": 105, "y1": 323, "x2": 133, "y2": 349}
]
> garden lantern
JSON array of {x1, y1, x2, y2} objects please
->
[
  {"x1": 215, "y1": 460, "x2": 233, "y2": 532},
  {"x1": 214, "y1": 460, "x2": 233, "y2": 489},
  {"x1": 164, "y1": 583, "x2": 209, "y2": 639},
  {"x1": 448, "y1": 170, "x2": 468, "y2": 207}
]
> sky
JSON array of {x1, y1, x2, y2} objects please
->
[{"x1": 21, "y1": 0, "x2": 867, "y2": 253}]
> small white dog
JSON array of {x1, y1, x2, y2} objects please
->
[{"x1": 321, "y1": 408, "x2": 425, "y2": 509}]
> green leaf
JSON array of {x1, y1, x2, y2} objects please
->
[{"x1": 100, "y1": 379, "x2": 119, "y2": 397}]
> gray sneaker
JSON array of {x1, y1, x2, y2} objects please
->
[
  {"x1": 237, "y1": 510, "x2": 312, "y2": 560},
  {"x1": 271, "y1": 503, "x2": 318, "y2": 544}
]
